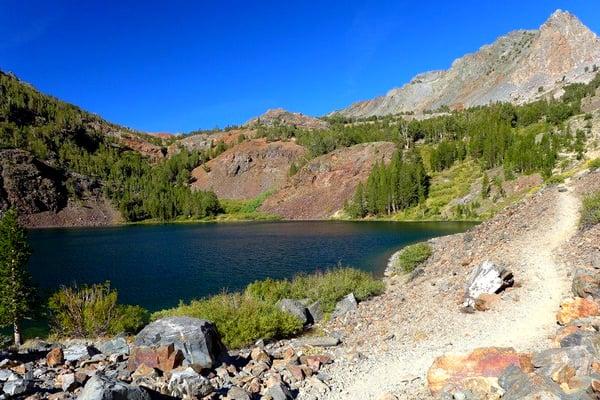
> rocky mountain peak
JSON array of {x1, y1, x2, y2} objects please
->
[{"x1": 333, "y1": 10, "x2": 600, "y2": 119}]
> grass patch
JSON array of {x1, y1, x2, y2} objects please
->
[
  {"x1": 588, "y1": 158, "x2": 600, "y2": 170},
  {"x1": 545, "y1": 174, "x2": 566, "y2": 185},
  {"x1": 580, "y1": 191, "x2": 600, "y2": 229},
  {"x1": 154, "y1": 268, "x2": 383, "y2": 348},
  {"x1": 219, "y1": 191, "x2": 279, "y2": 220},
  {"x1": 392, "y1": 242, "x2": 433, "y2": 273}
]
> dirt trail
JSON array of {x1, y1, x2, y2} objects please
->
[{"x1": 316, "y1": 188, "x2": 580, "y2": 400}]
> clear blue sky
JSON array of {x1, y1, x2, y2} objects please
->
[{"x1": 1, "y1": 1, "x2": 599, "y2": 133}]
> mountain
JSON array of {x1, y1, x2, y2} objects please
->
[
  {"x1": 245, "y1": 108, "x2": 329, "y2": 130},
  {"x1": 334, "y1": 10, "x2": 600, "y2": 118}
]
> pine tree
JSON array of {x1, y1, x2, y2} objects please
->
[{"x1": 0, "y1": 209, "x2": 35, "y2": 346}]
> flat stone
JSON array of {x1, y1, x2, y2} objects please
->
[
  {"x1": 300, "y1": 336, "x2": 340, "y2": 347},
  {"x1": 557, "y1": 298, "x2": 600, "y2": 325}
]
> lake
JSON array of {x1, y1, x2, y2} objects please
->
[{"x1": 28, "y1": 221, "x2": 473, "y2": 312}]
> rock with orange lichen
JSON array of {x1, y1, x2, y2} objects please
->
[
  {"x1": 427, "y1": 347, "x2": 532, "y2": 395},
  {"x1": 556, "y1": 298, "x2": 600, "y2": 325}
]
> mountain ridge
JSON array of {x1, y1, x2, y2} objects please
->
[{"x1": 333, "y1": 9, "x2": 600, "y2": 118}]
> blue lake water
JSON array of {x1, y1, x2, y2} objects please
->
[{"x1": 27, "y1": 221, "x2": 473, "y2": 311}]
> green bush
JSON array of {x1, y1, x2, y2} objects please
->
[
  {"x1": 48, "y1": 282, "x2": 149, "y2": 338},
  {"x1": 245, "y1": 268, "x2": 384, "y2": 313},
  {"x1": 588, "y1": 158, "x2": 600, "y2": 170},
  {"x1": 154, "y1": 268, "x2": 384, "y2": 348},
  {"x1": 152, "y1": 293, "x2": 302, "y2": 349},
  {"x1": 545, "y1": 174, "x2": 565, "y2": 185},
  {"x1": 580, "y1": 191, "x2": 600, "y2": 229},
  {"x1": 393, "y1": 242, "x2": 433, "y2": 273}
]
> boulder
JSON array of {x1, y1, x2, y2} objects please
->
[
  {"x1": 78, "y1": 374, "x2": 151, "y2": 400},
  {"x1": 167, "y1": 367, "x2": 214, "y2": 398},
  {"x1": 557, "y1": 298, "x2": 600, "y2": 325},
  {"x1": 532, "y1": 346, "x2": 594, "y2": 381},
  {"x1": 572, "y1": 270, "x2": 600, "y2": 299},
  {"x1": 134, "y1": 316, "x2": 224, "y2": 369},
  {"x1": 462, "y1": 261, "x2": 513, "y2": 311},
  {"x1": 226, "y1": 386, "x2": 251, "y2": 400},
  {"x1": 97, "y1": 337, "x2": 129, "y2": 356},
  {"x1": 3, "y1": 377, "x2": 29, "y2": 396},
  {"x1": 307, "y1": 301, "x2": 324, "y2": 323},
  {"x1": 332, "y1": 293, "x2": 358, "y2": 318},
  {"x1": 427, "y1": 347, "x2": 532, "y2": 395},
  {"x1": 128, "y1": 344, "x2": 183, "y2": 372},
  {"x1": 58, "y1": 373, "x2": 78, "y2": 392},
  {"x1": 63, "y1": 344, "x2": 98, "y2": 362},
  {"x1": 276, "y1": 299, "x2": 310, "y2": 325},
  {"x1": 264, "y1": 382, "x2": 294, "y2": 400},
  {"x1": 559, "y1": 331, "x2": 600, "y2": 355},
  {"x1": 46, "y1": 348, "x2": 64, "y2": 367},
  {"x1": 499, "y1": 365, "x2": 565, "y2": 400}
]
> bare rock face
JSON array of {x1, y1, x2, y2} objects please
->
[
  {"x1": 245, "y1": 108, "x2": 328, "y2": 130},
  {"x1": 260, "y1": 142, "x2": 396, "y2": 219},
  {"x1": 172, "y1": 128, "x2": 251, "y2": 154},
  {"x1": 0, "y1": 149, "x2": 67, "y2": 215},
  {"x1": 191, "y1": 139, "x2": 308, "y2": 200},
  {"x1": 335, "y1": 10, "x2": 600, "y2": 118}
]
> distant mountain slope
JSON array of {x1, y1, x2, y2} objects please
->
[
  {"x1": 191, "y1": 138, "x2": 307, "y2": 200},
  {"x1": 260, "y1": 142, "x2": 396, "y2": 219},
  {"x1": 334, "y1": 10, "x2": 600, "y2": 118},
  {"x1": 245, "y1": 108, "x2": 328, "y2": 130}
]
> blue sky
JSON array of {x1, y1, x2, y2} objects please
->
[{"x1": 1, "y1": 1, "x2": 599, "y2": 133}]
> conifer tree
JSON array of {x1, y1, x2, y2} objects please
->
[{"x1": 0, "y1": 209, "x2": 35, "y2": 346}]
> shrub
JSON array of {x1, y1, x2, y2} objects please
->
[
  {"x1": 155, "y1": 268, "x2": 384, "y2": 348},
  {"x1": 393, "y1": 242, "x2": 433, "y2": 273},
  {"x1": 545, "y1": 174, "x2": 565, "y2": 185},
  {"x1": 580, "y1": 191, "x2": 600, "y2": 229},
  {"x1": 245, "y1": 268, "x2": 384, "y2": 313},
  {"x1": 588, "y1": 158, "x2": 600, "y2": 170},
  {"x1": 152, "y1": 293, "x2": 302, "y2": 349},
  {"x1": 48, "y1": 282, "x2": 148, "y2": 338}
]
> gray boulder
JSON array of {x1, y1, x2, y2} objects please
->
[
  {"x1": 572, "y1": 270, "x2": 600, "y2": 299},
  {"x1": 462, "y1": 261, "x2": 513, "y2": 311},
  {"x1": 532, "y1": 346, "x2": 594, "y2": 378},
  {"x1": 78, "y1": 374, "x2": 150, "y2": 400},
  {"x1": 307, "y1": 301, "x2": 324, "y2": 323},
  {"x1": 227, "y1": 386, "x2": 251, "y2": 400},
  {"x1": 264, "y1": 382, "x2": 294, "y2": 400},
  {"x1": 2, "y1": 378, "x2": 29, "y2": 396},
  {"x1": 0, "y1": 371, "x2": 17, "y2": 382},
  {"x1": 97, "y1": 337, "x2": 130, "y2": 356},
  {"x1": 332, "y1": 293, "x2": 357, "y2": 318},
  {"x1": 134, "y1": 316, "x2": 224, "y2": 369},
  {"x1": 167, "y1": 367, "x2": 213, "y2": 398},
  {"x1": 64, "y1": 343, "x2": 98, "y2": 362},
  {"x1": 277, "y1": 299, "x2": 310, "y2": 325}
]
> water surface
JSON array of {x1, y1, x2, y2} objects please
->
[{"x1": 28, "y1": 221, "x2": 473, "y2": 311}]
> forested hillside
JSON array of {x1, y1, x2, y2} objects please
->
[
  {"x1": 0, "y1": 71, "x2": 221, "y2": 224},
  {"x1": 1, "y1": 67, "x2": 599, "y2": 225}
]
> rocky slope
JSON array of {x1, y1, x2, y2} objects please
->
[
  {"x1": 246, "y1": 108, "x2": 329, "y2": 130},
  {"x1": 191, "y1": 139, "x2": 308, "y2": 200},
  {"x1": 260, "y1": 142, "x2": 396, "y2": 219},
  {"x1": 335, "y1": 10, "x2": 600, "y2": 118}
]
